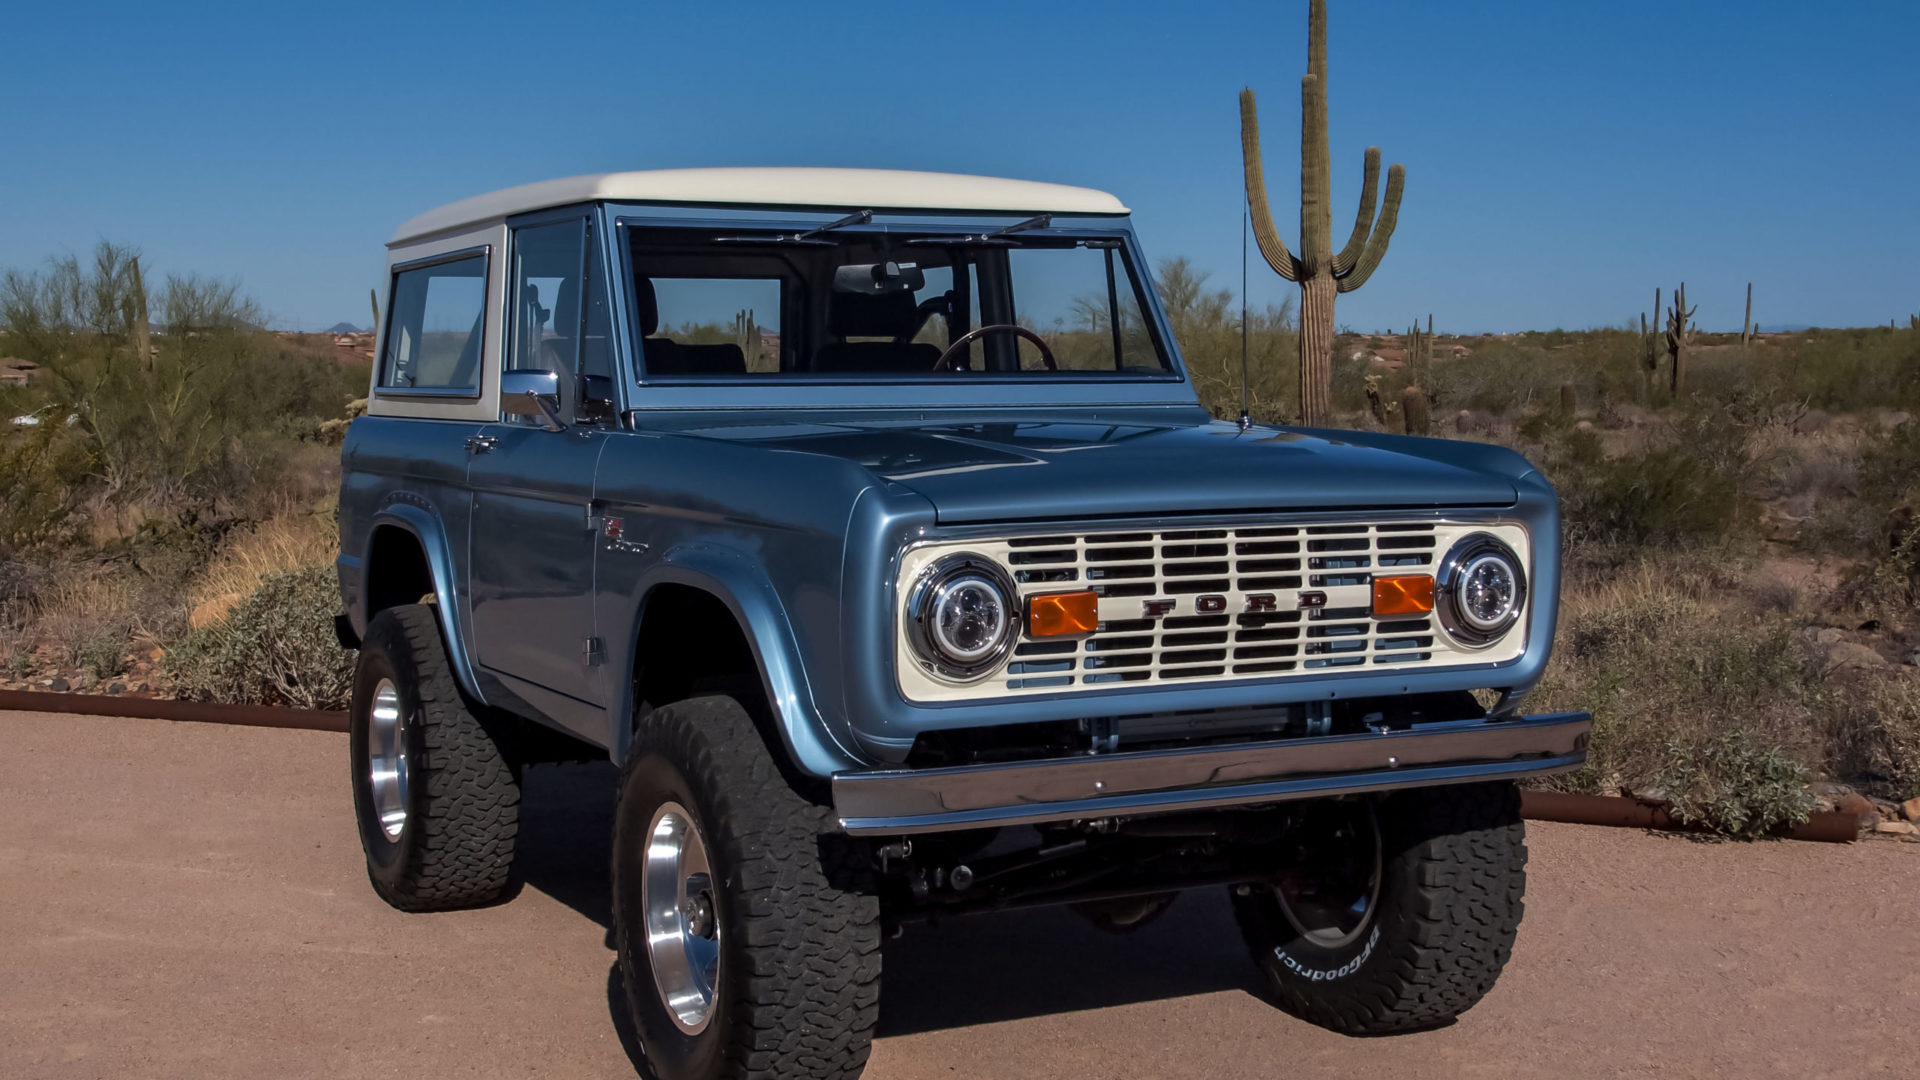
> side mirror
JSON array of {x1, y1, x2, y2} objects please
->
[{"x1": 500, "y1": 370, "x2": 566, "y2": 432}]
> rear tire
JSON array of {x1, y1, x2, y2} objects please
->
[
  {"x1": 349, "y1": 604, "x2": 520, "y2": 911},
  {"x1": 1232, "y1": 782, "x2": 1526, "y2": 1034},
  {"x1": 613, "y1": 695, "x2": 881, "y2": 1080}
]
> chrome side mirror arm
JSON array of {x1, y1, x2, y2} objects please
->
[{"x1": 499, "y1": 370, "x2": 567, "y2": 432}]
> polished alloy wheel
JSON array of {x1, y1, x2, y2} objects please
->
[
  {"x1": 643, "y1": 801, "x2": 721, "y2": 1035},
  {"x1": 368, "y1": 678, "x2": 409, "y2": 841},
  {"x1": 1272, "y1": 801, "x2": 1383, "y2": 949}
]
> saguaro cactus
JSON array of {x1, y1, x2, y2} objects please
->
[
  {"x1": 732, "y1": 308, "x2": 758, "y2": 361},
  {"x1": 1742, "y1": 282, "x2": 1753, "y2": 347},
  {"x1": 1241, "y1": 0, "x2": 1404, "y2": 426},
  {"x1": 129, "y1": 255, "x2": 151, "y2": 371},
  {"x1": 1665, "y1": 282, "x2": 1697, "y2": 394}
]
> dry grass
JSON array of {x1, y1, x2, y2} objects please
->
[
  {"x1": 34, "y1": 567, "x2": 141, "y2": 678},
  {"x1": 190, "y1": 502, "x2": 337, "y2": 613}
]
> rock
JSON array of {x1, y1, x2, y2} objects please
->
[
  {"x1": 107, "y1": 682, "x2": 126, "y2": 695},
  {"x1": 188, "y1": 593, "x2": 243, "y2": 631},
  {"x1": 71, "y1": 673, "x2": 95, "y2": 691},
  {"x1": 1824, "y1": 641, "x2": 1887, "y2": 673},
  {"x1": 1904, "y1": 647, "x2": 1919, "y2": 667},
  {"x1": 135, "y1": 682, "x2": 150, "y2": 693},
  {"x1": 1833, "y1": 792, "x2": 1879, "y2": 831},
  {"x1": 1874, "y1": 820, "x2": 1917, "y2": 836},
  {"x1": 145, "y1": 647, "x2": 163, "y2": 662},
  {"x1": 1903, "y1": 797, "x2": 1920, "y2": 822},
  {"x1": 1814, "y1": 627, "x2": 1846, "y2": 646},
  {"x1": 46, "y1": 677, "x2": 69, "y2": 692}
]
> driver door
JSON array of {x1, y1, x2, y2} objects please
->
[{"x1": 466, "y1": 215, "x2": 609, "y2": 731}]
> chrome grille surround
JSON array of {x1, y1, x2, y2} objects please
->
[{"x1": 894, "y1": 518, "x2": 1530, "y2": 704}]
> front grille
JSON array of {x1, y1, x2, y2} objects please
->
[{"x1": 895, "y1": 518, "x2": 1530, "y2": 703}]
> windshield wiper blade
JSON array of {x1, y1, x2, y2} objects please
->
[
  {"x1": 904, "y1": 213, "x2": 1055, "y2": 247},
  {"x1": 716, "y1": 209, "x2": 873, "y2": 246}
]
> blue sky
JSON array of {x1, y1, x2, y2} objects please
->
[{"x1": 3, "y1": 0, "x2": 1915, "y2": 333}]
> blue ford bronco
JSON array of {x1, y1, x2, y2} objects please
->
[{"x1": 336, "y1": 168, "x2": 1590, "y2": 1080}]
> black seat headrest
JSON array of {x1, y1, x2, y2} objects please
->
[
  {"x1": 634, "y1": 275, "x2": 660, "y2": 336},
  {"x1": 829, "y1": 289, "x2": 918, "y2": 340}
]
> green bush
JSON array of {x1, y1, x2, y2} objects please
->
[
  {"x1": 163, "y1": 566, "x2": 350, "y2": 710},
  {"x1": 1524, "y1": 419, "x2": 1753, "y2": 557},
  {"x1": 1652, "y1": 728, "x2": 1816, "y2": 838}
]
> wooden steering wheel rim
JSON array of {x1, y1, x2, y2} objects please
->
[{"x1": 931, "y1": 324, "x2": 1057, "y2": 371}]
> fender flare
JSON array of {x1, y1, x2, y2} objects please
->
[
  {"x1": 359, "y1": 502, "x2": 486, "y2": 703},
  {"x1": 612, "y1": 542, "x2": 863, "y2": 778}
]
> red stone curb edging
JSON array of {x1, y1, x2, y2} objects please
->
[
  {"x1": 1521, "y1": 789, "x2": 1860, "y2": 843},
  {"x1": 0, "y1": 689, "x2": 346, "y2": 733}
]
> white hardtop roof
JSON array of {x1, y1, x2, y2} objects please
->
[{"x1": 391, "y1": 167, "x2": 1130, "y2": 244}]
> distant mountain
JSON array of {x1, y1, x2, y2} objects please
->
[{"x1": 325, "y1": 322, "x2": 368, "y2": 335}]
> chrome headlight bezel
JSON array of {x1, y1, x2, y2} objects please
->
[
  {"x1": 904, "y1": 553, "x2": 1020, "y2": 683},
  {"x1": 1434, "y1": 533, "x2": 1527, "y2": 649}
]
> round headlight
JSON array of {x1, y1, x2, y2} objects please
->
[
  {"x1": 1435, "y1": 534, "x2": 1526, "y2": 648},
  {"x1": 906, "y1": 554, "x2": 1019, "y2": 681}
]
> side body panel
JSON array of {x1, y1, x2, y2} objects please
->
[
  {"x1": 336, "y1": 415, "x2": 487, "y2": 699},
  {"x1": 466, "y1": 424, "x2": 609, "y2": 742}
]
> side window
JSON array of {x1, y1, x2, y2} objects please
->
[
  {"x1": 508, "y1": 220, "x2": 586, "y2": 379},
  {"x1": 381, "y1": 253, "x2": 487, "y2": 392}
]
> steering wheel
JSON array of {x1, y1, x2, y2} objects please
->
[{"x1": 931, "y1": 324, "x2": 1057, "y2": 372}]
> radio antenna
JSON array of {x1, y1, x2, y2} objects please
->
[{"x1": 1238, "y1": 196, "x2": 1251, "y2": 431}]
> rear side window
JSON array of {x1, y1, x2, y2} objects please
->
[{"x1": 381, "y1": 252, "x2": 488, "y2": 392}]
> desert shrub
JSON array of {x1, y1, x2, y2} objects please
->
[
  {"x1": 163, "y1": 566, "x2": 350, "y2": 709},
  {"x1": 34, "y1": 567, "x2": 138, "y2": 676},
  {"x1": 1651, "y1": 728, "x2": 1816, "y2": 838},
  {"x1": 1523, "y1": 420, "x2": 1751, "y2": 557},
  {"x1": 1533, "y1": 561, "x2": 1824, "y2": 803}
]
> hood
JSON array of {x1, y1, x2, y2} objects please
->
[{"x1": 674, "y1": 415, "x2": 1524, "y2": 523}]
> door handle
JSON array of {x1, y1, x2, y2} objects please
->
[{"x1": 465, "y1": 434, "x2": 499, "y2": 455}]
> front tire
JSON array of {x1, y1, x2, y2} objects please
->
[
  {"x1": 348, "y1": 604, "x2": 520, "y2": 911},
  {"x1": 613, "y1": 696, "x2": 881, "y2": 1080},
  {"x1": 1232, "y1": 782, "x2": 1526, "y2": 1034}
]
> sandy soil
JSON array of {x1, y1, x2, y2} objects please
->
[{"x1": 3, "y1": 710, "x2": 1917, "y2": 1080}]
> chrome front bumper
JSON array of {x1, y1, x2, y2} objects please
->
[{"x1": 833, "y1": 712, "x2": 1591, "y2": 835}]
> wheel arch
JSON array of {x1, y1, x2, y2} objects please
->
[
  {"x1": 612, "y1": 550, "x2": 862, "y2": 778},
  {"x1": 355, "y1": 504, "x2": 485, "y2": 702}
]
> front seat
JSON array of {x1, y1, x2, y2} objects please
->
[
  {"x1": 812, "y1": 290, "x2": 941, "y2": 373},
  {"x1": 635, "y1": 276, "x2": 747, "y2": 377}
]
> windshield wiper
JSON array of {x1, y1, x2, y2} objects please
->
[
  {"x1": 715, "y1": 209, "x2": 873, "y2": 246},
  {"x1": 905, "y1": 213, "x2": 1055, "y2": 247}
]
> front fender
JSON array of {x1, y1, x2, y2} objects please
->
[{"x1": 605, "y1": 542, "x2": 864, "y2": 777}]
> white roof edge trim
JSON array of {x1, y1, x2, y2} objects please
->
[{"x1": 391, "y1": 168, "x2": 1130, "y2": 244}]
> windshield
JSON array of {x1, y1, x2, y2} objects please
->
[{"x1": 624, "y1": 224, "x2": 1172, "y2": 380}]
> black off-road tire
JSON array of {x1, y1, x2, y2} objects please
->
[
  {"x1": 349, "y1": 604, "x2": 520, "y2": 911},
  {"x1": 1232, "y1": 782, "x2": 1526, "y2": 1035},
  {"x1": 613, "y1": 695, "x2": 881, "y2": 1080}
]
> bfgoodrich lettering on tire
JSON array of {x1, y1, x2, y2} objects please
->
[
  {"x1": 1231, "y1": 782, "x2": 1526, "y2": 1034},
  {"x1": 613, "y1": 695, "x2": 881, "y2": 1080},
  {"x1": 349, "y1": 604, "x2": 520, "y2": 912}
]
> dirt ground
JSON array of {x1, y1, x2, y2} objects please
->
[{"x1": 2, "y1": 711, "x2": 1917, "y2": 1080}]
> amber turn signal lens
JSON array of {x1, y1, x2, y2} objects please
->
[
  {"x1": 1027, "y1": 590, "x2": 1099, "y2": 637},
  {"x1": 1372, "y1": 574, "x2": 1436, "y2": 616}
]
